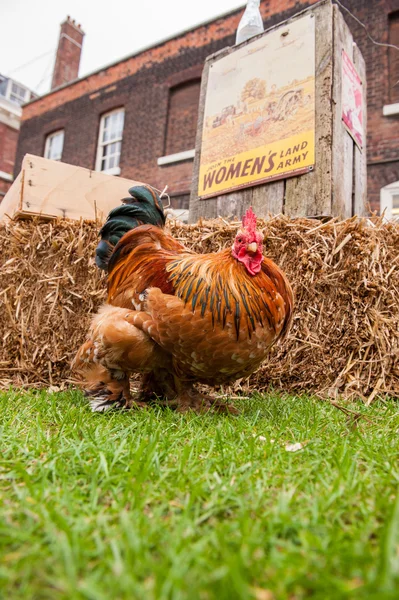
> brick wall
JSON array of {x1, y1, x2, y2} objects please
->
[
  {"x1": 342, "y1": 0, "x2": 399, "y2": 211},
  {"x1": 0, "y1": 122, "x2": 18, "y2": 175},
  {"x1": 15, "y1": 0, "x2": 399, "y2": 213},
  {"x1": 389, "y1": 11, "x2": 399, "y2": 104},
  {"x1": 0, "y1": 178, "x2": 11, "y2": 197},
  {"x1": 0, "y1": 122, "x2": 18, "y2": 196},
  {"x1": 165, "y1": 80, "x2": 201, "y2": 155}
]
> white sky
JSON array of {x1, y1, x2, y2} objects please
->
[{"x1": 1, "y1": 0, "x2": 245, "y2": 95}]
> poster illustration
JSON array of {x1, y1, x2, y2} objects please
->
[
  {"x1": 198, "y1": 14, "x2": 315, "y2": 199},
  {"x1": 342, "y1": 50, "x2": 364, "y2": 149}
]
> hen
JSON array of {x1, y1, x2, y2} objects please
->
[{"x1": 73, "y1": 185, "x2": 293, "y2": 412}]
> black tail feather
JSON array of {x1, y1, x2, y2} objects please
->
[{"x1": 96, "y1": 184, "x2": 166, "y2": 271}]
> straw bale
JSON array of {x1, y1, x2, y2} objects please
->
[{"x1": 0, "y1": 215, "x2": 398, "y2": 402}]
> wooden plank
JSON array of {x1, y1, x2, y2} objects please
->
[
  {"x1": 252, "y1": 180, "x2": 285, "y2": 215},
  {"x1": 216, "y1": 188, "x2": 254, "y2": 220},
  {"x1": 189, "y1": 58, "x2": 211, "y2": 223},
  {"x1": 189, "y1": 49, "x2": 232, "y2": 223},
  {"x1": 285, "y1": 0, "x2": 334, "y2": 217},
  {"x1": 4, "y1": 154, "x2": 142, "y2": 223},
  {"x1": 331, "y1": 5, "x2": 354, "y2": 219},
  {"x1": 0, "y1": 170, "x2": 23, "y2": 222},
  {"x1": 1, "y1": 154, "x2": 152, "y2": 225},
  {"x1": 206, "y1": 182, "x2": 283, "y2": 221},
  {"x1": 195, "y1": 179, "x2": 284, "y2": 221},
  {"x1": 353, "y1": 43, "x2": 367, "y2": 216}
]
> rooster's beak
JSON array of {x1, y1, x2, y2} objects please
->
[{"x1": 247, "y1": 242, "x2": 257, "y2": 253}]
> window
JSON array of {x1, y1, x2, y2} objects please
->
[
  {"x1": 0, "y1": 77, "x2": 31, "y2": 106},
  {"x1": 9, "y1": 82, "x2": 28, "y2": 105},
  {"x1": 381, "y1": 181, "x2": 399, "y2": 221},
  {"x1": 163, "y1": 80, "x2": 200, "y2": 158},
  {"x1": 389, "y1": 12, "x2": 399, "y2": 104},
  {"x1": 0, "y1": 75, "x2": 7, "y2": 97},
  {"x1": 44, "y1": 130, "x2": 65, "y2": 161},
  {"x1": 96, "y1": 109, "x2": 125, "y2": 175}
]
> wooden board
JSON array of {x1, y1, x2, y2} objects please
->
[
  {"x1": 252, "y1": 180, "x2": 284, "y2": 216},
  {"x1": 285, "y1": 0, "x2": 334, "y2": 217},
  {"x1": 353, "y1": 43, "x2": 367, "y2": 216},
  {"x1": 189, "y1": 51, "x2": 227, "y2": 223},
  {"x1": 0, "y1": 154, "x2": 142, "y2": 223},
  {"x1": 331, "y1": 5, "x2": 354, "y2": 219}
]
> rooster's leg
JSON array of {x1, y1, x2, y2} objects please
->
[
  {"x1": 121, "y1": 374, "x2": 151, "y2": 410},
  {"x1": 137, "y1": 370, "x2": 178, "y2": 405},
  {"x1": 171, "y1": 379, "x2": 239, "y2": 414},
  {"x1": 121, "y1": 374, "x2": 133, "y2": 408}
]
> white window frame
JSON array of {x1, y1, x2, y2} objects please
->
[
  {"x1": 383, "y1": 103, "x2": 399, "y2": 116},
  {"x1": 44, "y1": 130, "x2": 65, "y2": 161},
  {"x1": 10, "y1": 82, "x2": 27, "y2": 105},
  {"x1": 95, "y1": 108, "x2": 125, "y2": 175},
  {"x1": 380, "y1": 180, "x2": 399, "y2": 220},
  {"x1": 157, "y1": 149, "x2": 195, "y2": 166},
  {"x1": 5, "y1": 79, "x2": 30, "y2": 106}
]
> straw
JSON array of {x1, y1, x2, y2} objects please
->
[{"x1": 1, "y1": 214, "x2": 398, "y2": 402}]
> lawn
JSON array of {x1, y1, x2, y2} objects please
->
[{"x1": 0, "y1": 390, "x2": 398, "y2": 600}]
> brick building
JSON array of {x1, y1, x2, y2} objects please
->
[
  {"x1": 13, "y1": 1, "x2": 399, "y2": 214},
  {"x1": 0, "y1": 75, "x2": 35, "y2": 198}
]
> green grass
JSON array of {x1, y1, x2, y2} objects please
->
[{"x1": 0, "y1": 390, "x2": 398, "y2": 600}]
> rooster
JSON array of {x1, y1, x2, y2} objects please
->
[{"x1": 73, "y1": 185, "x2": 293, "y2": 412}]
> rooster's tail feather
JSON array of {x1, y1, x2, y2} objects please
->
[{"x1": 95, "y1": 184, "x2": 166, "y2": 271}]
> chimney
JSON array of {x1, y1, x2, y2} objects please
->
[{"x1": 51, "y1": 16, "x2": 85, "y2": 90}]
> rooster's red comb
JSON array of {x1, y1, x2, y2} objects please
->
[{"x1": 242, "y1": 206, "x2": 257, "y2": 235}]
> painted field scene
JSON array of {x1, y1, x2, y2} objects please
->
[
  {"x1": 200, "y1": 14, "x2": 315, "y2": 168},
  {"x1": 201, "y1": 76, "x2": 314, "y2": 166}
]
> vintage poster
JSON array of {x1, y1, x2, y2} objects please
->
[
  {"x1": 342, "y1": 50, "x2": 364, "y2": 149},
  {"x1": 198, "y1": 14, "x2": 315, "y2": 199}
]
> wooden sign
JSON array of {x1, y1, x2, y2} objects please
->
[
  {"x1": 198, "y1": 14, "x2": 315, "y2": 199},
  {"x1": 189, "y1": 0, "x2": 367, "y2": 222},
  {"x1": 342, "y1": 49, "x2": 364, "y2": 149}
]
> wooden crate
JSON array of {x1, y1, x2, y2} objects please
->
[
  {"x1": 0, "y1": 154, "x2": 141, "y2": 223},
  {"x1": 189, "y1": 0, "x2": 367, "y2": 222}
]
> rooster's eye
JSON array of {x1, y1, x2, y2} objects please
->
[{"x1": 237, "y1": 237, "x2": 243, "y2": 243}]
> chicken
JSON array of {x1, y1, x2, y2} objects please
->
[{"x1": 73, "y1": 185, "x2": 293, "y2": 412}]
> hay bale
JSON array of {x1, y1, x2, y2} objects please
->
[
  {"x1": 0, "y1": 219, "x2": 105, "y2": 388},
  {"x1": 0, "y1": 216, "x2": 398, "y2": 402}
]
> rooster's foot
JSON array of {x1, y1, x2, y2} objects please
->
[
  {"x1": 171, "y1": 389, "x2": 239, "y2": 414},
  {"x1": 209, "y1": 399, "x2": 240, "y2": 415},
  {"x1": 125, "y1": 396, "x2": 152, "y2": 410}
]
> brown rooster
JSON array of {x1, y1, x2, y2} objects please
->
[{"x1": 73, "y1": 185, "x2": 293, "y2": 412}]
